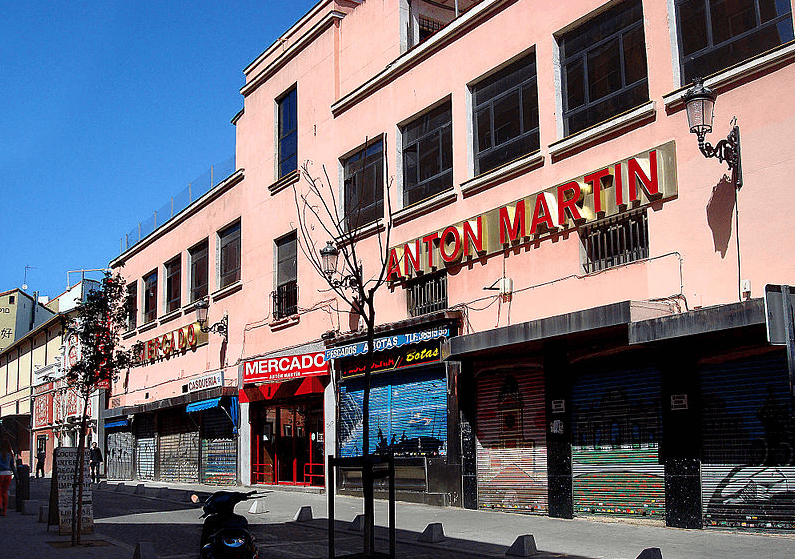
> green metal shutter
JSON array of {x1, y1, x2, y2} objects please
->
[
  {"x1": 476, "y1": 367, "x2": 548, "y2": 514},
  {"x1": 700, "y1": 353, "x2": 795, "y2": 529},
  {"x1": 570, "y1": 364, "x2": 664, "y2": 518}
]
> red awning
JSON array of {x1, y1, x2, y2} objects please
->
[{"x1": 239, "y1": 376, "x2": 327, "y2": 403}]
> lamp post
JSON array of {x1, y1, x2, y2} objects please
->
[
  {"x1": 683, "y1": 78, "x2": 742, "y2": 187},
  {"x1": 194, "y1": 298, "x2": 228, "y2": 342},
  {"x1": 320, "y1": 239, "x2": 376, "y2": 556}
]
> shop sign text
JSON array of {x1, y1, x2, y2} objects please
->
[
  {"x1": 243, "y1": 351, "x2": 327, "y2": 384},
  {"x1": 325, "y1": 326, "x2": 450, "y2": 361},
  {"x1": 136, "y1": 322, "x2": 208, "y2": 365},
  {"x1": 187, "y1": 372, "x2": 223, "y2": 393},
  {"x1": 387, "y1": 142, "x2": 677, "y2": 280},
  {"x1": 339, "y1": 341, "x2": 442, "y2": 378}
]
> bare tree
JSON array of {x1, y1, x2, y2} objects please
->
[{"x1": 293, "y1": 138, "x2": 393, "y2": 556}]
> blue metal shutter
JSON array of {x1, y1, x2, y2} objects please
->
[
  {"x1": 338, "y1": 367, "x2": 447, "y2": 458},
  {"x1": 700, "y1": 353, "x2": 795, "y2": 529},
  {"x1": 570, "y1": 364, "x2": 664, "y2": 519}
]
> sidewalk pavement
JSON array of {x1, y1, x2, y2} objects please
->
[{"x1": 5, "y1": 477, "x2": 795, "y2": 559}]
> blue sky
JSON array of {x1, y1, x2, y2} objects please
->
[{"x1": 0, "y1": 0, "x2": 317, "y2": 301}]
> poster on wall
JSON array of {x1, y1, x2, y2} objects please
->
[{"x1": 48, "y1": 447, "x2": 93, "y2": 535}]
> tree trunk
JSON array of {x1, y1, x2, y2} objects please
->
[
  {"x1": 362, "y1": 298, "x2": 376, "y2": 556},
  {"x1": 71, "y1": 392, "x2": 90, "y2": 546}
]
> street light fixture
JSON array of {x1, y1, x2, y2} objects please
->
[
  {"x1": 683, "y1": 78, "x2": 742, "y2": 187},
  {"x1": 319, "y1": 240, "x2": 360, "y2": 290},
  {"x1": 194, "y1": 298, "x2": 228, "y2": 342}
]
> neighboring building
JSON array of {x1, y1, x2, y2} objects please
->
[
  {"x1": 0, "y1": 280, "x2": 102, "y2": 474},
  {"x1": 110, "y1": 0, "x2": 795, "y2": 531},
  {"x1": 0, "y1": 288, "x2": 54, "y2": 352}
]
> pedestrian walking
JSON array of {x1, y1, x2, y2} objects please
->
[
  {"x1": 0, "y1": 439, "x2": 16, "y2": 515},
  {"x1": 35, "y1": 448, "x2": 45, "y2": 478},
  {"x1": 89, "y1": 442, "x2": 103, "y2": 483}
]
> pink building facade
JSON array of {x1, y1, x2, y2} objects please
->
[{"x1": 109, "y1": 0, "x2": 795, "y2": 530}]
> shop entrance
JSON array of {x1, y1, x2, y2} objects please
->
[{"x1": 251, "y1": 399, "x2": 324, "y2": 486}]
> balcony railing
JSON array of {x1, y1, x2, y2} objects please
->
[{"x1": 119, "y1": 156, "x2": 235, "y2": 254}]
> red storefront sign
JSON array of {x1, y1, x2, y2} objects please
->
[{"x1": 242, "y1": 352, "x2": 327, "y2": 384}]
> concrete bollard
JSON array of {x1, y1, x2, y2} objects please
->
[
  {"x1": 248, "y1": 499, "x2": 269, "y2": 514},
  {"x1": 349, "y1": 514, "x2": 365, "y2": 532},
  {"x1": 115, "y1": 483, "x2": 127, "y2": 492},
  {"x1": 506, "y1": 535, "x2": 538, "y2": 557},
  {"x1": 637, "y1": 548, "x2": 663, "y2": 559},
  {"x1": 134, "y1": 484, "x2": 147, "y2": 495},
  {"x1": 22, "y1": 500, "x2": 42, "y2": 515},
  {"x1": 38, "y1": 505, "x2": 49, "y2": 522},
  {"x1": 294, "y1": 505, "x2": 313, "y2": 522},
  {"x1": 132, "y1": 541, "x2": 157, "y2": 559},
  {"x1": 418, "y1": 522, "x2": 445, "y2": 543},
  {"x1": 157, "y1": 487, "x2": 170, "y2": 499}
]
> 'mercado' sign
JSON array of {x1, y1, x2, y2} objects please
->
[{"x1": 387, "y1": 142, "x2": 677, "y2": 280}]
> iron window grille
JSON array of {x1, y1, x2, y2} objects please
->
[
  {"x1": 219, "y1": 222, "x2": 241, "y2": 289},
  {"x1": 419, "y1": 16, "x2": 443, "y2": 42},
  {"x1": 273, "y1": 280, "x2": 299, "y2": 319},
  {"x1": 675, "y1": 0, "x2": 794, "y2": 85},
  {"x1": 407, "y1": 272, "x2": 448, "y2": 317},
  {"x1": 401, "y1": 102, "x2": 453, "y2": 207},
  {"x1": 343, "y1": 139, "x2": 384, "y2": 231},
  {"x1": 189, "y1": 239, "x2": 209, "y2": 303},
  {"x1": 560, "y1": 0, "x2": 649, "y2": 136},
  {"x1": 277, "y1": 86, "x2": 298, "y2": 178},
  {"x1": 581, "y1": 210, "x2": 649, "y2": 274},
  {"x1": 165, "y1": 256, "x2": 181, "y2": 313},
  {"x1": 126, "y1": 282, "x2": 137, "y2": 331},
  {"x1": 143, "y1": 270, "x2": 157, "y2": 324},
  {"x1": 274, "y1": 232, "x2": 298, "y2": 319},
  {"x1": 473, "y1": 53, "x2": 540, "y2": 175}
]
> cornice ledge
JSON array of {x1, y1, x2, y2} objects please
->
[
  {"x1": 549, "y1": 101, "x2": 656, "y2": 160},
  {"x1": 241, "y1": 11, "x2": 345, "y2": 98},
  {"x1": 393, "y1": 190, "x2": 458, "y2": 227},
  {"x1": 268, "y1": 170, "x2": 300, "y2": 196},
  {"x1": 461, "y1": 151, "x2": 544, "y2": 198},
  {"x1": 331, "y1": 0, "x2": 513, "y2": 117},
  {"x1": 663, "y1": 41, "x2": 795, "y2": 110}
]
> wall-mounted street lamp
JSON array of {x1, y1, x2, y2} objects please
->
[
  {"x1": 683, "y1": 78, "x2": 742, "y2": 187},
  {"x1": 320, "y1": 241, "x2": 360, "y2": 290},
  {"x1": 194, "y1": 298, "x2": 228, "y2": 342}
]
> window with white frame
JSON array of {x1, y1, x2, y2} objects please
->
[
  {"x1": 143, "y1": 270, "x2": 157, "y2": 323},
  {"x1": 277, "y1": 86, "x2": 298, "y2": 178},
  {"x1": 472, "y1": 53, "x2": 540, "y2": 175},
  {"x1": 343, "y1": 138, "x2": 384, "y2": 231},
  {"x1": 675, "y1": 0, "x2": 794, "y2": 85},
  {"x1": 189, "y1": 239, "x2": 209, "y2": 303},
  {"x1": 164, "y1": 256, "x2": 181, "y2": 313},
  {"x1": 218, "y1": 221, "x2": 241, "y2": 289},
  {"x1": 274, "y1": 232, "x2": 298, "y2": 319},
  {"x1": 401, "y1": 101, "x2": 453, "y2": 207},
  {"x1": 560, "y1": 0, "x2": 649, "y2": 136}
]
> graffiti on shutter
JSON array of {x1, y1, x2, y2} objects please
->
[
  {"x1": 134, "y1": 413, "x2": 155, "y2": 481},
  {"x1": 106, "y1": 430, "x2": 134, "y2": 480},
  {"x1": 201, "y1": 408, "x2": 236, "y2": 485}
]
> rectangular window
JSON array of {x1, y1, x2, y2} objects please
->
[
  {"x1": 560, "y1": 0, "x2": 649, "y2": 136},
  {"x1": 676, "y1": 0, "x2": 794, "y2": 84},
  {"x1": 402, "y1": 102, "x2": 453, "y2": 206},
  {"x1": 343, "y1": 139, "x2": 384, "y2": 231},
  {"x1": 143, "y1": 270, "x2": 157, "y2": 323},
  {"x1": 219, "y1": 222, "x2": 241, "y2": 289},
  {"x1": 164, "y1": 256, "x2": 181, "y2": 313},
  {"x1": 581, "y1": 210, "x2": 649, "y2": 273},
  {"x1": 407, "y1": 272, "x2": 448, "y2": 317},
  {"x1": 189, "y1": 239, "x2": 209, "y2": 302},
  {"x1": 278, "y1": 86, "x2": 298, "y2": 178},
  {"x1": 126, "y1": 282, "x2": 137, "y2": 331},
  {"x1": 274, "y1": 232, "x2": 298, "y2": 319},
  {"x1": 473, "y1": 53, "x2": 540, "y2": 175}
]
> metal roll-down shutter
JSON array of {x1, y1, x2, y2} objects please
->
[
  {"x1": 200, "y1": 405, "x2": 237, "y2": 485},
  {"x1": 106, "y1": 427, "x2": 134, "y2": 480},
  {"x1": 158, "y1": 408, "x2": 199, "y2": 483},
  {"x1": 134, "y1": 413, "x2": 156, "y2": 481}
]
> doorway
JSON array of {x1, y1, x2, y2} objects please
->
[{"x1": 251, "y1": 399, "x2": 324, "y2": 486}]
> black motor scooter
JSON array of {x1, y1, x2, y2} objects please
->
[{"x1": 191, "y1": 490, "x2": 263, "y2": 559}]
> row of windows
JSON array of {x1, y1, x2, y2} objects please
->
[
  {"x1": 276, "y1": 0, "x2": 792, "y2": 233},
  {"x1": 127, "y1": 222, "x2": 241, "y2": 329}
]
